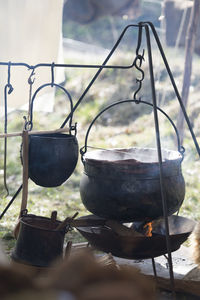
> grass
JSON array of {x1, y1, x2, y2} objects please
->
[{"x1": 0, "y1": 46, "x2": 200, "y2": 255}]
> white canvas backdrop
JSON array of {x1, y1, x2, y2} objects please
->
[{"x1": 0, "y1": 0, "x2": 64, "y2": 114}]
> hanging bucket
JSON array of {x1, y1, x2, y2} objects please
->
[
  {"x1": 26, "y1": 83, "x2": 78, "y2": 187},
  {"x1": 11, "y1": 210, "x2": 67, "y2": 267}
]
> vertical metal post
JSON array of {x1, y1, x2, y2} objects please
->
[
  {"x1": 147, "y1": 22, "x2": 200, "y2": 157},
  {"x1": 144, "y1": 25, "x2": 175, "y2": 298},
  {"x1": 151, "y1": 257, "x2": 158, "y2": 280}
]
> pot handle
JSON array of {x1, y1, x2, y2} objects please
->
[
  {"x1": 27, "y1": 83, "x2": 76, "y2": 135},
  {"x1": 80, "y1": 99, "x2": 185, "y2": 161}
]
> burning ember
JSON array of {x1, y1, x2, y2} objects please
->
[{"x1": 143, "y1": 222, "x2": 153, "y2": 237}]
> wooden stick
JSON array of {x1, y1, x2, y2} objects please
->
[
  {"x1": 56, "y1": 212, "x2": 79, "y2": 231},
  {"x1": 65, "y1": 241, "x2": 72, "y2": 259},
  {"x1": 71, "y1": 218, "x2": 106, "y2": 228},
  {"x1": 71, "y1": 219, "x2": 143, "y2": 237},
  {"x1": 20, "y1": 130, "x2": 29, "y2": 213},
  {"x1": 144, "y1": 274, "x2": 200, "y2": 297},
  {"x1": 51, "y1": 211, "x2": 57, "y2": 222},
  {"x1": 105, "y1": 220, "x2": 143, "y2": 237},
  {"x1": 0, "y1": 127, "x2": 69, "y2": 138},
  {"x1": 14, "y1": 130, "x2": 29, "y2": 239}
]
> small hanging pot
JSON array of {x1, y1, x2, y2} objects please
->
[
  {"x1": 26, "y1": 83, "x2": 78, "y2": 187},
  {"x1": 80, "y1": 99, "x2": 185, "y2": 222}
]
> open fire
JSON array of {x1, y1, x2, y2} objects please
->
[
  {"x1": 76, "y1": 215, "x2": 196, "y2": 260},
  {"x1": 143, "y1": 222, "x2": 153, "y2": 237}
]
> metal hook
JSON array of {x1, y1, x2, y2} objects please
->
[
  {"x1": 136, "y1": 23, "x2": 143, "y2": 57},
  {"x1": 23, "y1": 116, "x2": 32, "y2": 131},
  {"x1": 136, "y1": 49, "x2": 145, "y2": 67},
  {"x1": 28, "y1": 67, "x2": 35, "y2": 85},
  {"x1": 69, "y1": 122, "x2": 77, "y2": 136},
  {"x1": 7, "y1": 62, "x2": 14, "y2": 94},
  {"x1": 133, "y1": 53, "x2": 145, "y2": 100},
  {"x1": 25, "y1": 68, "x2": 36, "y2": 131},
  {"x1": 133, "y1": 25, "x2": 145, "y2": 101},
  {"x1": 51, "y1": 62, "x2": 55, "y2": 87}
]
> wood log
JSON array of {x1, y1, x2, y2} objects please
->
[
  {"x1": 0, "y1": 127, "x2": 69, "y2": 138},
  {"x1": 13, "y1": 130, "x2": 29, "y2": 239},
  {"x1": 144, "y1": 274, "x2": 200, "y2": 297},
  {"x1": 72, "y1": 218, "x2": 143, "y2": 237},
  {"x1": 55, "y1": 212, "x2": 79, "y2": 231},
  {"x1": 105, "y1": 220, "x2": 143, "y2": 237},
  {"x1": 71, "y1": 218, "x2": 106, "y2": 228}
]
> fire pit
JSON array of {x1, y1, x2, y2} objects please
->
[{"x1": 76, "y1": 215, "x2": 196, "y2": 259}]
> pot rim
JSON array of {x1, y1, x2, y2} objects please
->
[
  {"x1": 20, "y1": 215, "x2": 66, "y2": 233},
  {"x1": 29, "y1": 133, "x2": 77, "y2": 140},
  {"x1": 83, "y1": 147, "x2": 183, "y2": 165}
]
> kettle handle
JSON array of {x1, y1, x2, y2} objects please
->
[
  {"x1": 80, "y1": 99, "x2": 185, "y2": 160},
  {"x1": 27, "y1": 83, "x2": 75, "y2": 134}
]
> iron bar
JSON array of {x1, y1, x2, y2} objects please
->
[
  {"x1": 3, "y1": 62, "x2": 14, "y2": 197},
  {"x1": 144, "y1": 24, "x2": 175, "y2": 298},
  {"x1": 3, "y1": 85, "x2": 9, "y2": 197},
  {"x1": 145, "y1": 21, "x2": 200, "y2": 157},
  {"x1": 0, "y1": 184, "x2": 23, "y2": 219},
  {"x1": 0, "y1": 61, "x2": 134, "y2": 70},
  {"x1": 60, "y1": 24, "x2": 143, "y2": 128},
  {"x1": 0, "y1": 24, "x2": 141, "y2": 71},
  {"x1": 151, "y1": 257, "x2": 158, "y2": 280}
]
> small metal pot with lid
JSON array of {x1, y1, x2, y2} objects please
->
[
  {"x1": 80, "y1": 100, "x2": 185, "y2": 222},
  {"x1": 25, "y1": 83, "x2": 78, "y2": 187}
]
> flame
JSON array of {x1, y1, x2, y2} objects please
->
[{"x1": 143, "y1": 222, "x2": 153, "y2": 237}]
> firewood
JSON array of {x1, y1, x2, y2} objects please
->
[
  {"x1": 105, "y1": 220, "x2": 143, "y2": 237},
  {"x1": 71, "y1": 217, "x2": 106, "y2": 228},
  {"x1": 65, "y1": 241, "x2": 72, "y2": 260},
  {"x1": 55, "y1": 212, "x2": 79, "y2": 231},
  {"x1": 144, "y1": 274, "x2": 200, "y2": 297}
]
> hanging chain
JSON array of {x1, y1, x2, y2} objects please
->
[
  {"x1": 133, "y1": 24, "x2": 145, "y2": 102},
  {"x1": 3, "y1": 62, "x2": 14, "y2": 197},
  {"x1": 24, "y1": 68, "x2": 35, "y2": 131}
]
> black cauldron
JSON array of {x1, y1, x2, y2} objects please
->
[
  {"x1": 80, "y1": 147, "x2": 185, "y2": 222},
  {"x1": 29, "y1": 132, "x2": 78, "y2": 187},
  {"x1": 80, "y1": 100, "x2": 185, "y2": 222},
  {"x1": 26, "y1": 83, "x2": 78, "y2": 187}
]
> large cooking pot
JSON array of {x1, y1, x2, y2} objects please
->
[
  {"x1": 26, "y1": 83, "x2": 78, "y2": 187},
  {"x1": 80, "y1": 100, "x2": 185, "y2": 222}
]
